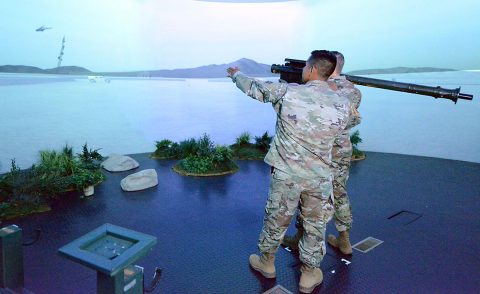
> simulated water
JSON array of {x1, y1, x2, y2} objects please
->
[{"x1": 1, "y1": 71, "x2": 479, "y2": 173}]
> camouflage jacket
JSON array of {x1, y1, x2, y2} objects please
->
[
  {"x1": 329, "y1": 76, "x2": 362, "y2": 130},
  {"x1": 232, "y1": 72, "x2": 351, "y2": 183}
]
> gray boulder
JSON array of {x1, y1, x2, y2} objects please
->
[
  {"x1": 101, "y1": 154, "x2": 139, "y2": 172},
  {"x1": 121, "y1": 169, "x2": 158, "y2": 192}
]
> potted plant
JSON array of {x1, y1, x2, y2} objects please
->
[{"x1": 72, "y1": 169, "x2": 104, "y2": 197}]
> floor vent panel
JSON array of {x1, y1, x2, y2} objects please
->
[
  {"x1": 352, "y1": 237, "x2": 383, "y2": 253},
  {"x1": 263, "y1": 285, "x2": 293, "y2": 294}
]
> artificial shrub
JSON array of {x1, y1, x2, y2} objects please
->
[{"x1": 172, "y1": 134, "x2": 238, "y2": 175}]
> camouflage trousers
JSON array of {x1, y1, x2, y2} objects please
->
[
  {"x1": 293, "y1": 132, "x2": 353, "y2": 232},
  {"x1": 331, "y1": 131, "x2": 353, "y2": 232},
  {"x1": 258, "y1": 168, "x2": 334, "y2": 268}
]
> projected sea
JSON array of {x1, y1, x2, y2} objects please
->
[{"x1": 1, "y1": 71, "x2": 479, "y2": 173}]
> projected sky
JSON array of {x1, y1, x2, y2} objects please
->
[
  {"x1": 196, "y1": 0, "x2": 296, "y2": 2},
  {"x1": 0, "y1": 0, "x2": 478, "y2": 71},
  {"x1": 196, "y1": 0, "x2": 297, "y2": 2}
]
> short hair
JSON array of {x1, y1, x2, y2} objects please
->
[
  {"x1": 330, "y1": 50, "x2": 345, "y2": 72},
  {"x1": 308, "y1": 50, "x2": 337, "y2": 79}
]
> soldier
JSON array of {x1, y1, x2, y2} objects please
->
[
  {"x1": 227, "y1": 50, "x2": 351, "y2": 293},
  {"x1": 282, "y1": 51, "x2": 362, "y2": 255}
]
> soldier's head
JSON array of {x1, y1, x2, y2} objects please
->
[
  {"x1": 302, "y1": 50, "x2": 337, "y2": 83},
  {"x1": 330, "y1": 51, "x2": 345, "y2": 77}
]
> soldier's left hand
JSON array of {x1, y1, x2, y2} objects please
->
[{"x1": 227, "y1": 66, "x2": 240, "y2": 78}]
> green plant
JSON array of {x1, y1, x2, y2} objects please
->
[
  {"x1": 179, "y1": 155, "x2": 213, "y2": 174},
  {"x1": 178, "y1": 138, "x2": 199, "y2": 158},
  {"x1": 62, "y1": 145, "x2": 74, "y2": 158},
  {"x1": 178, "y1": 144, "x2": 237, "y2": 173},
  {"x1": 77, "y1": 143, "x2": 103, "y2": 169},
  {"x1": 235, "y1": 132, "x2": 251, "y2": 146},
  {"x1": 352, "y1": 148, "x2": 364, "y2": 158},
  {"x1": 9, "y1": 158, "x2": 21, "y2": 174},
  {"x1": 156, "y1": 139, "x2": 173, "y2": 150},
  {"x1": 155, "y1": 139, "x2": 172, "y2": 154},
  {"x1": 1, "y1": 144, "x2": 106, "y2": 219},
  {"x1": 350, "y1": 130, "x2": 363, "y2": 146},
  {"x1": 196, "y1": 133, "x2": 214, "y2": 157},
  {"x1": 37, "y1": 145, "x2": 76, "y2": 177},
  {"x1": 175, "y1": 134, "x2": 215, "y2": 159},
  {"x1": 0, "y1": 172, "x2": 12, "y2": 202},
  {"x1": 154, "y1": 139, "x2": 180, "y2": 158},
  {"x1": 231, "y1": 147, "x2": 264, "y2": 160},
  {"x1": 350, "y1": 130, "x2": 365, "y2": 159},
  {"x1": 0, "y1": 159, "x2": 22, "y2": 201},
  {"x1": 0, "y1": 196, "x2": 51, "y2": 221},
  {"x1": 0, "y1": 160, "x2": 66, "y2": 200},
  {"x1": 212, "y1": 146, "x2": 233, "y2": 164},
  {"x1": 0, "y1": 202, "x2": 11, "y2": 217},
  {"x1": 255, "y1": 131, "x2": 273, "y2": 151},
  {"x1": 174, "y1": 134, "x2": 238, "y2": 175},
  {"x1": 28, "y1": 144, "x2": 105, "y2": 196},
  {"x1": 72, "y1": 169, "x2": 105, "y2": 190},
  {"x1": 230, "y1": 132, "x2": 270, "y2": 160},
  {"x1": 26, "y1": 169, "x2": 71, "y2": 196}
]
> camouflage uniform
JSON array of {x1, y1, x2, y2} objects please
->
[
  {"x1": 330, "y1": 76, "x2": 362, "y2": 232},
  {"x1": 232, "y1": 72, "x2": 351, "y2": 267}
]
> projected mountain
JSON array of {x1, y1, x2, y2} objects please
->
[
  {"x1": 101, "y1": 58, "x2": 275, "y2": 78},
  {"x1": 0, "y1": 61, "x2": 457, "y2": 77},
  {"x1": 0, "y1": 65, "x2": 92, "y2": 75},
  {"x1": 0, "y1": 58, "x2": 274, "y2": 78}
]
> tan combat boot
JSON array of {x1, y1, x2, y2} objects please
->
[
  {"x1": 282, "y1": 229, "x2": 303, "y2": 251},
  {"x1": 327, "y1": 230, "x2": 352, "y2": 255},
  {"x1": 299, "y1": 264, "x2": 323, "y2": 293},
  {"x1": 249, "y1": 253, "x2": 276, "y2": 278}
]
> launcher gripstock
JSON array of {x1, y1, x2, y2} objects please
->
[{"x1": 271, "y1": 58, "x2": 474, "y2": 103}]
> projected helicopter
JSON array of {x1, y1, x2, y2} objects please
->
[{"x1": 35, "y1": 25, "x2": 52, "y2": 32}]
